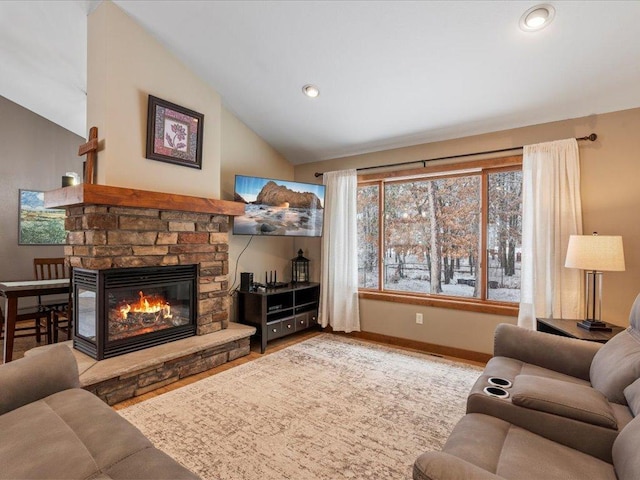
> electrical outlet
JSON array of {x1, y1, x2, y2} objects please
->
[{"x1": 416, "y1": 313, "x2": 423, "y2": 324}]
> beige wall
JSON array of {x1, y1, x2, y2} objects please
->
[
  {"x1": 86, "y1": 1, "x2": 299, "y2": 323},
  {"x1": 296, "y1": 108, "x2": 640, "y2": 354},
  {"x1": 220, "y1": 107, "x2": 295, "y2": 321},
  {"x1": 88, "y1": 1, "x2": 221, "y2": 198},
  {"x1": 0, "y1": 96, "x2": 84, "y2": 281}
]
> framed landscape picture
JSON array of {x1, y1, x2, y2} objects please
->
[
  {"x1": 18, "y1": 190, "x2": 66, "y2": 245},
  {"x1": 145, "y1": 95, "x2": 204, "y2": 169}
]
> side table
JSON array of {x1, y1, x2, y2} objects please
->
[{"x1": 536, "y1": 317, "x2": 625, "y2": 343}]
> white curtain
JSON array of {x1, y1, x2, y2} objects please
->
[
  {"x1": 320, "y1": 169, "x2": 361, "y2": 332},
  {"x1": 518, "y1": 138, "x2": 583, "y2": 329}
]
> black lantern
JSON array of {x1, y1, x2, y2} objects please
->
[{"x1": 291, "y1": 249, "x2": 310, "y2": 284}]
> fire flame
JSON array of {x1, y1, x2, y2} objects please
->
[{"x1": 119, "y1": 291, "x2": 171, "y2": 320}]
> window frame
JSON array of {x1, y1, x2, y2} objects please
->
[{"x1": 357, "y1": 155, "x2": 522, "y2": 317}]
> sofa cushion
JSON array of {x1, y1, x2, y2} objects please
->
[
  {"x1": 590, "y1": 329, "x2": 640, "y2": 405},
  {"x1": 482, "y1": 356, "x2": 591, "y2": 386},
  {"x1": 0, "y1": 344, "x2": 79, "y2": 415},
  {"x1": 511, "y1": 375, "x2": 617, "y2": 429},
  {"x1": 440, "y1": 413, "x2": 616, "y2": 480},
  {"x1": 413, "y1": 451, "x2": 503, "y2": 480},
  {"x1": 612, "y1": 415, "x2": 640, "y2": 480},
  {"x1": 102, "y1": 445, "x2": 202, "y2": 480},
  {"x1": 0, "y1": 392, "x2": 101, "y2": 479},
  {"x1": 623, "y1": 377, "x2": 640, "y2": 416},
  {"x1": 0, "y1": 388, "x2": 198, "y2": 479},
  {"x1": 494, "y1": 323, "x2": 600, "y2": 381}
]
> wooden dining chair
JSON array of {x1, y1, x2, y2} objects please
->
[
  {"x1": 33, "y1": 258, "x2": 70, "y2": 343},
  {"x1": 50, "y1": 266, "x2": 73, "y2": 343},
  {"x1": 0, "y1": 302, "x2": 48, "y2": 344},
  {"x1": 34, "y1": 257, "x2": 68, "y2": 282}
]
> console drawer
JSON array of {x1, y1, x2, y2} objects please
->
[
  {"x1": 266, "y1": 321, "x2": 283, "y2": 341},
  {"x1": 295, "y1": 312, "x2": 309, "y2": 331},
  {"x1": 282, "y1": 318, "x2": 295, "y2": 335}
]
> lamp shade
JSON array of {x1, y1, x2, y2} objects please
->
[{"x1": 565, "y1": 235, "x2": 625, "y2": 271}]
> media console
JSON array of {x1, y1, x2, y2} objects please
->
[{"x1": 238, "y1": 282, "x2": 320, "y2": 353}]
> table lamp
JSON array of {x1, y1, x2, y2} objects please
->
[{"x1": 565, "y1": 233, "x2": 625, "y2": 331}]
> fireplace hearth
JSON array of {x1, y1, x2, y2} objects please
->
[{"x1": 73, "y1": 265, "x2": 197, "y2": 360}]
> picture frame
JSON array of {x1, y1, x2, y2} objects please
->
[
  {"x1": 18, "y1": 190, "x2": 66, "y2": 245},
  {"x1": 145, "y1": 95, "x2": 204, "y2": 169}
]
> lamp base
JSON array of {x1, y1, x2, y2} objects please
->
[{"x1": 576, "y1": 320, "x2": 612, "y2": 332}]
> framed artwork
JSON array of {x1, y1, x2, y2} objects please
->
[
  {"x1": 18, "y1": 190, "x2": 66, "y2": 245},
  {"x1": 145, "y1": 95, "x2": 204, "y2": 169}
]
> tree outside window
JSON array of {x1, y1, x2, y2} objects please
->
[
  {"x1": 357, "y1": 184, "x2": 379, "y2": 289},
  {"x1": 357, "y1": 163, "x2": 522, "y2": 305},
  {"x1": 487, "y1": 170, "x2": 522, "y2": 302}
]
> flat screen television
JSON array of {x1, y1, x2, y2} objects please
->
[{"x1": 233, "y1": 175, "x2": 325, "y2": 237}]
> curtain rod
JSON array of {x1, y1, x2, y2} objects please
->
[{"x1": 313, "y1": 133, "x2": 597, "y2": 177}]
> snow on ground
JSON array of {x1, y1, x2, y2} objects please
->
[
  {"x1": 359, "y1": 256, "x2": 521, "y2": 303},
  {"x1": 382, "y1": 278, "x2": 519, "y2": 303}
]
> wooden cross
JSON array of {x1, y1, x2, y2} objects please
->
[{"x1": 78, "y1": 126, "x2": 99, "y2": 184}]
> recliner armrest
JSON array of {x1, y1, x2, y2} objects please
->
[
  {"x1": 0, "y1": 344, "x2": 79, "y2": 415},
  {"x1": 511, "y1": 375, "x2": 618, "y2": 429},
  {"x1": 494, "y1": 323, "x2": 601, "y2": 381},
  {"x1": 413, "y1": 452, "x2": 504, "y2": 480}
]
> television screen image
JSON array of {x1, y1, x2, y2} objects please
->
[{"x1": 233, "y1": 175, "x2": 325, "y2": 237}]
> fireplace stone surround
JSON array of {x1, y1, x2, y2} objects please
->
[
  {"x1": 64, "y1": 204, "x2": 231, "y2": 337},
  {"x1": 45, "y1": 183, "x2": 246, "y2": 341},
  {"x1": 42, "y1": 184, "x2": 255, "y2": 403}
]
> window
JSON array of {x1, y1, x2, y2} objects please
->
[
  {"x1": 487, "y1": 170, "x2": 522, "y2": 302},
  {"x1": 356, "y1": 184, "x2": 379, "y2": 289},
  {"x1": 357, "y1": 158, "x2": 522, "y2": 310}
]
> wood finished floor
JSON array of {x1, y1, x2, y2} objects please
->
[{"x1": 112, "y1": 329, "x2": 485, "y2": 410}]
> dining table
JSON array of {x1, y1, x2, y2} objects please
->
[{"x1": 0, "y1": 278, "x2": 70, "y2": 363}]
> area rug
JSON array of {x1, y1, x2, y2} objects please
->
[{"x1": 119, "y1": 334, "x2": 483, "y2": 479}]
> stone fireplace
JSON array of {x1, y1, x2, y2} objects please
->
[
  {"x1": 39, "y1": 177, "x2": 256, "y2": 405},
  {"x1": 45, "y1": 183, "x2": 246, "y2": 358}
]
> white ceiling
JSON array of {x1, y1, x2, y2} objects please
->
[{"x1": 2, "y1": 1, "x2": 640, "y2": 165}]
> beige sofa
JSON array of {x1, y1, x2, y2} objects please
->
[
  {"x1": 0, "y1": 345, "x2": 200, "y2": 480},
  {"x1": 413, "y1": 294, "x2": 640, "y2": 480}
]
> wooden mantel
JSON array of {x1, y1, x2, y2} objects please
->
[{"x1": 44, "y1": 183, "x2": 245, "y2": 216}]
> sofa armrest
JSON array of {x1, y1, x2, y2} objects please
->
[
  {"x1": 494, "y1": 323, "x2": 601, "y2": 381},
  {"x1": 0, "y1": 344, "x2": 80, "y2": 415},
  {"x1": 511, "y1": 375, "x2": 618, "y2": 429},
  {"x1": 413, "y1": 452, "x2": 504, "y2": 480}
]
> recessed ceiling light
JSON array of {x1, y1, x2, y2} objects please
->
[
  {"x1": 519, "y1": 4, "x2": 555, "y2": 32},
  {"x1": 302, "y1": 84, "x2": 320, "y2": 98}
]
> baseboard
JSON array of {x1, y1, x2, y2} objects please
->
[{"x1": 323, "y1": 327, "x2": 491, "y2": 364}]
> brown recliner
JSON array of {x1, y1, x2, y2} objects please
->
[
  {"x1": 466, "y1": 294, "x2": 640, "y2": 462},
  {"x1": 413, "y1": 294, "x2": 640, "y2": 480}
]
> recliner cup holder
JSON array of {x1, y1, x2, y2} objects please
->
[
  {"x1": 488, "y1": 377, "x2": 512, "y2": 389},
  {"x1": 483, "y1": 386, "x2": 510, "y2": 399}
]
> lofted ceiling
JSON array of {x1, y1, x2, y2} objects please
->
[{"x1": 1, "y1": 1, "x2": 640, "y2": 165}]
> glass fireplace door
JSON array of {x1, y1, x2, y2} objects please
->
[{"x1": 73, "y1": 265, "x2": 197, "y2": 360}]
